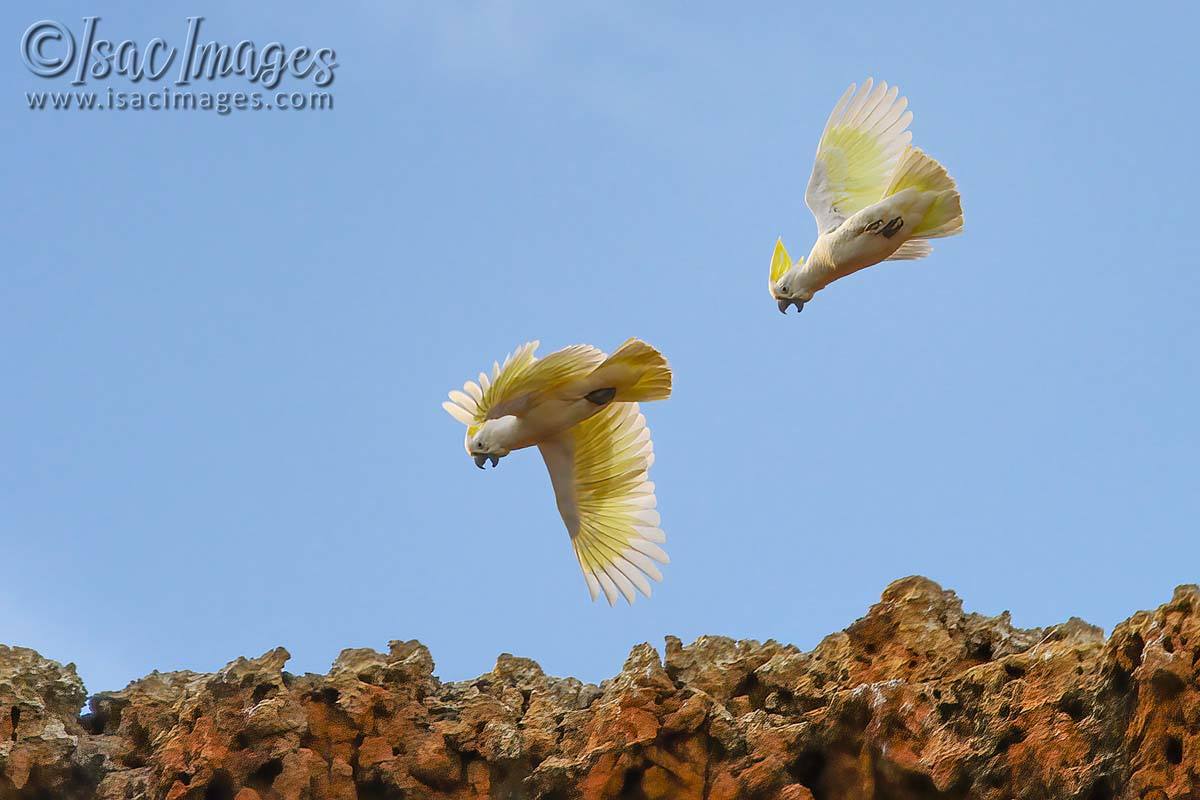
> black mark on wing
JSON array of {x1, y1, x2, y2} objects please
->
[
  {"x1": 881, "y1": 217, "x2": 904, "y2": 238},
  {"x1": 585, "y1": 388, "x2": 617, "y2": 406}
]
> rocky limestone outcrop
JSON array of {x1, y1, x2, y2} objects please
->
[{"x1": 2, "y1": 577, "x2": 1197, "y2": 799}]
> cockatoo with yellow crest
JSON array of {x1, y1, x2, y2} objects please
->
[
  {"x1": 771, "y1": 78, "x2": 964, "y2": 313},
  {"x1": 442, "y1": 338, "x2": 672, "y2": 605}
]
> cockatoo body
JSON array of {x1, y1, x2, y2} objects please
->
[
  {"x1": 772, "y1": 78, "x2": 964, "y2": 313},
  {"x1": 442, "y1": 339, "x2": 672, "y2": 605}
]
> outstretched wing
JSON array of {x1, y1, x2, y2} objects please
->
[
  {"x1": 805, "y1": 78, "x2": 913, "y2": 234},
  {"x1": 538, "y1": 403, "x2": 668, "y2": 605},
  {"x1": 442, "y1": 342, "x2": 604, "y2": 428}
]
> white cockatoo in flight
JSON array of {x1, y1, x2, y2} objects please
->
[
  {"x1": 442, "y1": 338, "x2": 672, "y2": 605},
  {"x1": 772, "y1": 78, "x2": 964, "y2": 313}
]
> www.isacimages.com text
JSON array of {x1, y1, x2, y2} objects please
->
[{"x1": 26, "y1": 86, "x2": 333, "y2": 113}]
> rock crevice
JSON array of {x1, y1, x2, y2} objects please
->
[{"x1": 2, "y1": 577, "x2": 1197, "y2": 799}]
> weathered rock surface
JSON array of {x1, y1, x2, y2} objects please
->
[{"x1": 2, "y1": 577, "x2": 1197, "y2": 799}]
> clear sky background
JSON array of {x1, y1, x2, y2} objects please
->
[{"x1": 3, "y1": 2, "x2": 1197, "y2": 696}]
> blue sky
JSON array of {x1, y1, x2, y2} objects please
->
[{"x1": 3, "y1": 2, "x2": 1197, "y2": 695}]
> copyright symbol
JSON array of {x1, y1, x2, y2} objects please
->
[{"x1": 21, "y1": 20, "x2": 75, "y2": 78}]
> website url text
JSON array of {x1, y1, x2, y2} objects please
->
[{"x1": 26, "y1": 88, "x2": 333, "y2": 114}]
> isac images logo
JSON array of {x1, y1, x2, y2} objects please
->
[{"x1": 21, "y1": 16, "x2": 338, "y2": 114}]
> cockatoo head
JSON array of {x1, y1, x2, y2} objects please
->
[
  {"x1": 768, "y1": 237, "x2": 811, "y2": 314},
  {"x1": 465, "y1": 420, "x2": 510, "y2": 469}
]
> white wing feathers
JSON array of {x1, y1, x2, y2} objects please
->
[{"x1": 804, "y1": 78, "x2": 914, "y2": 234}]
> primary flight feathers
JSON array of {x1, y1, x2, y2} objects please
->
[
  {"x1": 442, "y1": 339, "x2": 672, "y2": 605},
  {"x1": 772, "y1": 78, "x2": 964, "y2": 313},
  {"x1": 540, "y1": 403, "x2": 667, "y2": 605}
]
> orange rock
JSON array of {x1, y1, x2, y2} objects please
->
[
  {"x1": 779, "y1": 785, "x2": 816, "y2": 800},
  {"x1": 3, "y1": 578, "x2": 1199, "y2": 799},
  {"x1": 707, "y1": 771, "x2": 741, "y2": 800},
  {"x1": 357, "y1": 735, "x2": 394, "y2": 767}
]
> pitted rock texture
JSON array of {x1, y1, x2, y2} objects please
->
[{"x1": 2, "y1": 577, "x2": 1197, "y2": 799}]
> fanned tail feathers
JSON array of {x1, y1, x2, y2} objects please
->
[
  {"x1": 915, "y1": 191, "x2": 964, "y2": 239},
  {"x1": 587, "y1": 339, "x2": 672, "y2": 403},
  {"x1": 885, "y1": 146, "x2": 964, "y2": 239}
]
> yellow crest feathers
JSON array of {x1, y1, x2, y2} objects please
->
[{"x1": 770, "y1": 238, "x2": 792, "y2": 284}]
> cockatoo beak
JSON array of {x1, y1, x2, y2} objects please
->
[
  {"x1": 474, "y1": 454, "x2": 501, "y2": 469},
  {"x1": 777, "y1": 298, "x2": 804, "y2": 314}
]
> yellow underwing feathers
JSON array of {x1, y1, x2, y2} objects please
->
[
  {"x1": 539, "y1": 403, "x2": 668, "y2": 605},
  {"x1": 805, "y1": 78, "x2": 913, "y2": 233}
]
